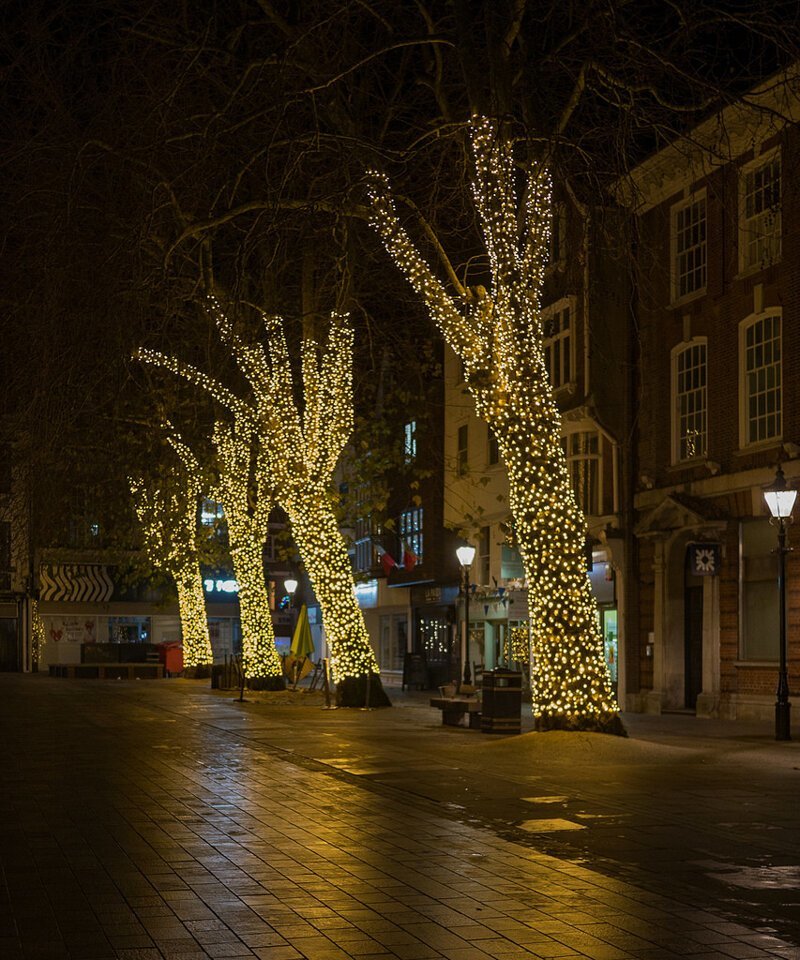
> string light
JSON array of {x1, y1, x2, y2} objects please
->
[
  {"x1": 31, "y1": 599, "x2": 45, "y2": 665},
  {"x1": 137, "y1": 299, "x2": 382, "y2": 692},
  {"x1": 366, "y1": 116, "x2": 621, "y2": 732},
  {"x1": 129, "y1": 474, "x2": 213, "y2": 669},
  {"x1": 167, "y1": 422, "x2": 284, "y2": 685}
]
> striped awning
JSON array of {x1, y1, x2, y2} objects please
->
[{"x1": 40, "y1": 564, "x2": 115, "y2": 603}]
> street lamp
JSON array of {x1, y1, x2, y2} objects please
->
[
  {"x1": 456, "y1": 544, "x2": 476, "y2": 686},
  {"x1": 284, "y1": 578, "x2": 298, "y2": 599},
  {"x1": 763, "y1": 464, "x2": 797, "y2": 741}
]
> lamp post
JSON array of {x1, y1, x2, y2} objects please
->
[
  {"x1": 456, "y1": 544, "x2": 476, "y2": 686},
  {"x1": 763, "y1": 464, "x2": 797, "y2": 741}
]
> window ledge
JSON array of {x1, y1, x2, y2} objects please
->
[
  {"x1": 666, "y1": 458, "x2": 719, "y2": 475},
  {"x1": 734, "y1": 660, "x2": 778, "y2": 668},
  {"x1": 668, "y1": 288, "x2": 706, "y2": 309},
  {"x1": 733, "y1": 440, "x2": 783, "y2": 457},
  {"x1": 735, "y1": 260, "x2": 781, "y2": 281}
]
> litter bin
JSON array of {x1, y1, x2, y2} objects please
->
[{"x1": 481, "y1": 668, "x2": 522, "y2": 734}]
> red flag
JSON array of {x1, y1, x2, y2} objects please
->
[
  {"x1": 377, "y1": 546, "x2": 397, "y2": 577},
  {"x1": 403, "y1": 547, "x2": 417, "y2": 572}
]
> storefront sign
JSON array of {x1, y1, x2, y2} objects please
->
[
  {"x1": 687, "y1": 542, "x2": 721, "y2": 576},
  {"x1": 204, "y1": 578, "x2": 239, "y2": 595}
]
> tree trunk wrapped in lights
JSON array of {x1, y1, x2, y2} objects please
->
[
  {"x1": 167, "y1": 421, "x2": 284, "y2": 688},
  {"x1": 366, "y1": 117, "x2": 621, "y2": 733},
  {"x1": 137, "y1": 302, "x2": 389, "y2": 707},
  {"x1": 129, "y1": 473, "x2": 213, "y2": 671}
]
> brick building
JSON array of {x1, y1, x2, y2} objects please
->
[{"x1": 624, "y1": 69, "x2": 800, "y2": 718}]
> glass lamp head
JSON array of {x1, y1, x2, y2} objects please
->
[
  {"x1": 456, "y1": 544, "x2": 476, "y2": 567},
  {"x1": 763, "y1": 465, "x2": 797, "y2": 520},
  {"x1": 284, "y1": 578, "x2": 298, "y2": 595}
]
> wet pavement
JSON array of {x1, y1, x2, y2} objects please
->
[{"x1": 1, "y1": 674, "x2": 799, "y2": 960}]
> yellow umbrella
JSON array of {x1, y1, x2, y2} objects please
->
[{"x1": 288, "y1": 604, "x2": 315, "y2": 688}]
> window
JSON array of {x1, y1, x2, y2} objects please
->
[
  {"x1": 672, "y1": 340, "x2": 707, "y2": 462},
  {"x1": 354, "y1": 514, "x2": 378, "y2": 573},
  {"x1": 740, "y1": 520, "x2": 778, "y2": 660},
  {"x1": 542, "y1": 299, "x2": 574, "y2": 390},
  {"x1": 403, "y1": 420, "x2": 417, "y2": 463},
  {"x1": 563, "y1": 431, "x2": 600, "y2": 516},
  {"x1": 379, "y1": 614, "x2": 408, "y2": 672},
  {"x1": 399, "y1": 507, "x2": 423, "y2": 565},
  {"x1": 201, "y1": 499, "x2": 225, "y2": 525},
  {"x1": 740, "y1": 150, "x2": 781, "y2": 271},
  {"x1": 478, "y1": 525, "x2": 491, "y2": 584},
  {"x1": 672, "y1": 194, "x2": 707, "y2": 300},
  {"x1": 457, "y1": 424, "x2": 468, "y2": 475},
  {"x1": 487, "y1": 424, "x2": 500, "y2": 465},
  {"x1": 741, "y1": 311, "x2": 781, "y2": 446}
]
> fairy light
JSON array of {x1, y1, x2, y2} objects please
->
[
  {"x1": 509, "y1": 622, "x2": 530, "y2": 664},
  {"x1": 129, "y1": 474, "x2": 213, "y2": 669},
  {"x1": 137, "y1": 300, "x2": 381, "y2": 689},
  {"x1": 167, "y1": 422, "x2": 283, "y2": 684},
  {"x1": 31, "y1": 599, "x2": 45, "y2": 665},
  {"x1": 367, "y1": 116, "x2": 620, "y2": 732}
]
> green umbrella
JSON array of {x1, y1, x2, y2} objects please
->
[{"x1": 288, "y1": 604, "x2": 315, "y2": 689}]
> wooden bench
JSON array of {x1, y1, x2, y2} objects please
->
[
  {"x1": 49, "y1": 663, "x2": 164, "y2": 680},
  {"x1": 429, "y1": 696, "x2": 482, "y2": 728}
]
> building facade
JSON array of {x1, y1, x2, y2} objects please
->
[{"x1": 625, "y1": 71, "x2": 800, "y2": 718}]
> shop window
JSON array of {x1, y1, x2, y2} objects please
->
[
  {"x1": 457, "y1": 424, "x2": 468, "y2": 475},
  {"x1": 740, "y1": 150, "x2": 781, "y2": 271},
  {"x1": 671, "y1": 192, "x2": 707, "y2": 301},
  {"x1": 542, "y1": 298, "x2": 574, "y2": 390},
  {"x1": 563, "y1": 430, "x2": 601, "y2": 516},
  {"x1": 399, "y1": 507, "x2": 423, "y2": 564},
  {"x1": 672, "y1": 339, "x2": 707, "y2": 462},
  {"x1": 379, "y1": 614, "x2": 408, "y2": 671},
  {"x1": 740, "y1": 520, "x2": 778, "y2": 660},
  {"x1": 740, "y1": 311, "x2": 781, "y2": 447}
]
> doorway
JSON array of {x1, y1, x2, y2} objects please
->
[
  {"x1": 684, "y1": 584, "x2": 703, "y2": 709},
  {"x1": 0, "y1": 618, "x2": 19, "y2": 671}
]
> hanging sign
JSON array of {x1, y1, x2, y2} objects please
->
[{"x1": 687, "y1": 542, "x2": 721, "y2": 576}]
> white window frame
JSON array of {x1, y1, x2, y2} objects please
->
[
  {"x1": 542, "y1": 296, "x2": 576, "y2": 391},
  {"x1": 739, "y1": 148, "x2": 781, "y2": 274},
  {"x1": 670, "y1": 191, "x2": 707, "y2": 303},
  {"x1": 671, "y1": 338, "x2": 708, "y2": 464},
  {"x1": 403, "y1": 420, "x2": 417, "y2": 463},
  {"x1": 739, "y1": 310, "x2": 782, "y2": 449},
  {"x1": 562, "y1": 428, "x2": 602, "y2": 517},
  {"x1": 399, "y1": 506, "x2": 424, "y2": 565}
]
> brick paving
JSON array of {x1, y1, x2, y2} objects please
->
[{"x1": 1, "y1": 676, "x2": 799, "y2": 960}]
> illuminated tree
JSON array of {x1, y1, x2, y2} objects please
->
[
  {"x1": 166, "y1": 420, "x2": 285, "y2": 688},
  {"x1": 138, "y1": 299, "x2": 390, "y2": 707},
  {"x1": 129, "y1": 470, "x2": 213, "y2": 672},
  {"x1": 367, "y1": 118, "x2": 621, "y2": 733}
]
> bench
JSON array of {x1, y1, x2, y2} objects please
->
[
  {"x1": 429, "y1": 696, "x2": 482, "y2": 728},
  {"x1": 49, "y1": 663, "x2": 164, "y2": 680}
]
